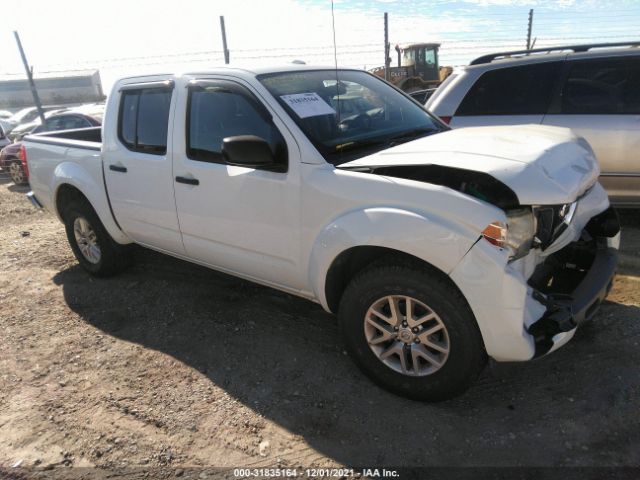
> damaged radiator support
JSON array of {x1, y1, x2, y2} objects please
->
[{"x1": 526, "y1": 207, "x2": 620, "y2": 357}]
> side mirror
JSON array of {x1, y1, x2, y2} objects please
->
[{"x1": 222, "y1": 135, "x2": 274, "y2": 168}]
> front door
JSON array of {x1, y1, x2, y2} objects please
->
[{"x1": 172, "y1": 78, "x2": 302, "y2": 290}]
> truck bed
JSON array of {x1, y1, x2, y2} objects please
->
[
  {"x1": 23, "y1": 126, "x2": 111, "y2": 230},
  {"x1": 24, "y1": 126, "x2": 101, "y2": 151}
]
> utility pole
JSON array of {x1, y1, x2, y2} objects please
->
[
  {"x1": 220, "y1": 16, "x2": 230, "y2": 64},
  {"x1": 384, "y1": 12, "x2": 390, "y2": 81},
  {"x1": 13, "y1": 31, "x2": 45, "y2": 124},
  {"x1": 526, "y1": 9, "x2": 534, "y2": 50}
]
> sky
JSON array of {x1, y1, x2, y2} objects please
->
[{"x1": 1, "y1": 0, "x2": 639, "y2": 92}]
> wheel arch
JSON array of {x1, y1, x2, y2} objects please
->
[
  {"x1": 324, "y1": 245, "x2": 470, "y2": 315},
  {"x1": 55, "y1": 183, "x2": 91, "y2": 218},
  {"x1": 308, "y1": 207, "x2": 479, "y2": 313},
  {"x1": 51, "y1": 163, "x2": 130, "y2": 244}
]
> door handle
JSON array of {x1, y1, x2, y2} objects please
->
[
  {"x1": 109, "y1": 165, "x2": 127, "y2": 173},
  {"x1": 175, "y1": 176, "x2": 199, "y2": 186}
]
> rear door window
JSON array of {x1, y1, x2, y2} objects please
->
[
  {"x1": 456, "y1": 62, "x2": 562, "y2": 116},
  {"x1": 118, "y1": 86, "x2": 172, "y2": 154},
  {"x1": 561, "y1": 57, "x2": 640, "y2": 114}
]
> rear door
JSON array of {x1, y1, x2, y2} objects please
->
[
  {"x1": 171, "y1": 77, "x2": 302, "y2": 289},
  {"x1": 103, "y1": 80, "x2": 185, "y2": 254},
  {"x1": 451, "y1": 61, "x2": 563, "y2": 128},
  {"x1": 542, "y1": 55, "x2": 640, "y2": 205}
]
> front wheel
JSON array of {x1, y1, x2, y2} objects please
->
[
  {"x1": 62, "y1": 199, "x2": 132, "y2": 277},
  {"x1": 338, "y1": 262, "x2": 486, "y2": 401}
]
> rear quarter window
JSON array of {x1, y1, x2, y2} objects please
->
[
  {"x1": 561, "y1": 56, "x2": 640, "y2": 114},
  {"x1": 456, "y1": 62, "x2": 562, "y2": 116}
]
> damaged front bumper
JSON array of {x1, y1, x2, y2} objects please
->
[
  {"x1": 450, "y1": 183, "x2": 620, "y2": 362},
  {"x1": 527, "y1": 207, "x2": 620, "y2": 357}
]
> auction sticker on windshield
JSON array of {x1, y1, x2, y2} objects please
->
[{"x1": 280, "y1": 93, "x2": 335, "y2": 118}]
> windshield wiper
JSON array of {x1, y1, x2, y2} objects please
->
[
  {"x1": 386, "y1": 127, "x2": 438, "y2": 145},
  {"x1": 333, "y1": 138, "x2": 389, "y2": 154},
  {"x1": 331, "y1": 127, "x2": 439, "y2": 159}
]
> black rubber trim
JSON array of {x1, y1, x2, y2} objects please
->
[
  {"x1": 101, "y1": 163, "x2": 123, "y2": 232},
  {"x1": 529, "y1": 244, "x2": 617, "y2": 357}
]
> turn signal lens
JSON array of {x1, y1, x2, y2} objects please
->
[
  {"x1": 19, "y1": 144, "x2": 29, "y2": 179},
  {"x1": 481, "y1": 209, "x2": 535, "y2": 261},
  {"x1": 481, "y1": 221, "x2": 507, "y2": 247}
]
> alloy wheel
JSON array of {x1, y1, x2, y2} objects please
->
[
  {"x1": 9, "y1": 162, "x2": 25, "y2": 184},
  {"x1": 364, "y1": 295, "x2": 450, "y2": 376},
  {"x1": 73, "y1": 217, "x2": 102, "y2": 264}
]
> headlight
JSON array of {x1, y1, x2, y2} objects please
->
[
  {"x1": 481, "y1": 208, "x2": 535, "y2": 261},
  {"x1": 533, "y1": 202, "x2": 577, "y2": 249}
]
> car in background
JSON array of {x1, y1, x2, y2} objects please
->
[
  {"x1": 7, "y1": 109, "x2": 67, "y2": 142},
  {"x1": 69, "y1": 102, "x2": 105, "y2": 122},
  {"x1": 426, "y1": 42, "x2": 640, "y2": 207},
  {"x1": 0, "y1": 110, "x2": 13, "y2": 119},
  {"x1": 0, "y1": 124, "x2": 10, "y2": 150},
  {"x1": 30, "y1": 110, "x2": 101, "y2": 134},
  {"x1": 408, "y1": 88, "x2": 437, "y2": 104},
  {"x1": 8, "y1": 108, "x2": 103, "y2": 141},
  {"x1": 1, "y1": 105, "x2": 62, "y2": 134},
  {"x1": 0, "y1": 142, "x2": 27, "y2": 185},
  {"x1": 0, "y1": 111, "x2": 101, "y2": 184}
]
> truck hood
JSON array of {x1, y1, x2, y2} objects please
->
[{"x1": 338, "y1": 125, "x2": 600, "y2": 206}]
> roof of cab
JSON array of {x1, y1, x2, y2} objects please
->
[{"x1": 116, "y1": 64, "x2": 365, "y2": 84}]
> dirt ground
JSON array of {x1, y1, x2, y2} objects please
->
[{"x1": 0, "y1": 173, "x2": 638, "y2": 478}]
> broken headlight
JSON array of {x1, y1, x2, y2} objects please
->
[{"x1": 533, "y1": 202, "x2": 577, "y2": 249}]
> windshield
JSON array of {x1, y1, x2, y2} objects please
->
[{"x1": 257, "y1": 69, "x2": 445, "y2": 165}]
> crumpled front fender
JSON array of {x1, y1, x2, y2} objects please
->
[{"x1": 308, "y1": 206, "x2": 481, "y2": 311}]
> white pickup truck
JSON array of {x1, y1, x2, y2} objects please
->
[{"x1": 24, "y1": 65, "x2": 620, "y2": 401}]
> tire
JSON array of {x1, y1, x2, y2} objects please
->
[
  {"x1": 62, "y1": 198, "x2": 132, "y2": 277},
  {"x1": 9, "y1": 160, "x2": 28, "y2": 185},
  {"x1": 338, "y1": 260, "x2": 487, "y2": 401}
]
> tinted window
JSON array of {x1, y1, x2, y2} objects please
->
[
  {"x1": 121, "y1": 93, "x2": 137, "y2": 145},
  {"x1": 52, "y1": 115, "x2": 91, "y2": 130},
  {"x1": 119, "y1": 87, "x2": 172, "y2": 154},
  {"x1": 457, "y1": 62, "x2": 562, "y2": 116},
  {"x1": 65, "y1": 115, "x2": 92, "y2": 129},
  {"x1": 187, "y1": 83, "x2": 287, "y2": 168},
  {"x1": 43, "y1": 118, "x2": 65, "y2": 132},
  {"x1": 561, "y1": 57, "x2": 640, "y2": 114}
]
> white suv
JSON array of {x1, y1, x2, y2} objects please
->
[{"x1": 427, "y1": 42, "x2": 640, "y2": 207}]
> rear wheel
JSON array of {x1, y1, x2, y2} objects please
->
[
  {"x1": 62, "y1": 199, "x2": 132, "y2": 277},
  {"x1": 338, "y1": 261, "x2": 486, "y2": 401},
  {"x1": 9, "y1": 161, "x2": 27, "y2": 185}
]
